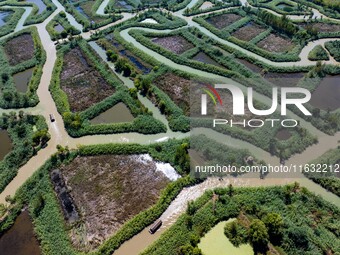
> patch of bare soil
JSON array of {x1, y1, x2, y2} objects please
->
[
  {"x1": 300, "y1": 22, "x2": 340, "y2": 33},
  {"x1": 231, "y1": 22, "x2": 266, "y2": 41},
  {"x1": 152, "y1": 35, "x2": 194, "y2": 54},
  {"x1": 59, "y1": 154, "x2": 169, "y2": 250},
  {"x1": 206, "y1": 13, "x2": 242, "y2": 29},
  {"x1": 154, "y1": 72, "x2": 192, "y2": 115},
  {"x1": 60, "y1": 47, "x2": 115, "y2": 112},
  {"x1": 4, "y1": 33, "x2": 35, "y2": 65},
  {"x1": 257, "y1": 33, "x2": 295, "y2": 52}
]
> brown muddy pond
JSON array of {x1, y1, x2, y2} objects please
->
[
  {"x1": 13, "y1": 67, "x2": 34, "y2": 93},
  {"x1": 90, "y1": 102, "x2": 134, "y2": 124},
  {"x1": 276, "y1": 129, "x2": 292, "y2": 140},
  {"x1": 310, "y1": 75, "x2": 340, "y2": 111},
  {"x1": 0, "y1": 129, "x2": 12, "y2": 161},
  {"x1": 0, "y1": 211, "x2": 41, "y2": 255},
  {"x1": 236, "y1": 58, "x2": 262, "y2": 73},
  {"x1": 192, "y1": 52, "x2": 224, "y2": 68}
]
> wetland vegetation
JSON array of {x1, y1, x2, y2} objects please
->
[
  {"x1": 142, "y1": 184, "x2": 340, "y2": 255},
  {"x1": 0, "y1": 139, "x2": 194, "y2": 255},
  {"x1": 0, "y1": 112, "x2": 49, "y2": 192},
  {"x1": 0, "y1": 1, "x2": 339, "y2": 255},
  {"x1": 50, "y1": 39, "x2": 166, "y2": 136},
  {"x1": 0, "y1": 28, "x2": 46, "y2": 108}
]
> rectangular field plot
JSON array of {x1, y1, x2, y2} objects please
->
[
  {"x1": 257, "y1": 33, "x2": 295, "y2": 52},
  {"x1": 54, "y1": 154, "x2": 175, "y2": 249},
  {"x1": 4, "y1": 33, "x2": 35, "y2": 65},
  {"x1": 152, "y1": 35, "x2": 194, "y2": 54},
  {"x1": 231, "y1": 22, "x2": 267, "y2": 42},
  {"x1": 153, "y1": 72, "x2": 192, "y2": 115},
  {"x1": 299, "y1": 22, "x2": 340, "y2": 33},
  {"x1": 206, "y1": 13, "x2": 243, "y2": 29},
  {"x1": 60, "y1": 47, "x2": 115, "y2": 112}
]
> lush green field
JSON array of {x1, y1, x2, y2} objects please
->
[
  {"x1": 306, "y1": 148, "x2": 340, "y2": 196},
  {"x1": 0, "y1": 112, "x2": 49, "y2": 193}
]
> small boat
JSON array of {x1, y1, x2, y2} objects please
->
[
  {"x1": 149, "y1": 220, "x2": 162, "y2": 234},
  {"x1": 49, "y1": 114, "x2": 55, "y2": 122}
]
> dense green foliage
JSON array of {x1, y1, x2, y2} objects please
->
[
  {"x1": 308, "y1": 45, "x2": 330, "y2": 61},
  {"x1": 0, "y1": 112, "x2": 49, "y2": 193},
  {"x1": 306, "y1": 148, "x2": 340, "y2": 196},
  {"x1": 134, "y1": 74, "x2": 190, "y2": 132},
  {"x1": 142, "y1": 184, "x2": 340, "y2": 255},
  {"x1": 325, "y1": 40, "x2": 340, "y2": 62},
  {"x1": 258, "y1": 10, "x2": 298, "y2": 37}
]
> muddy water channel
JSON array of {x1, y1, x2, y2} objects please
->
[
  {"x1": 13, "y1": 67, "x2": 34, "y2": 93},
  {"x1": 90, "y1": 103, "x2": 134, "y2": 124},
  {"x1": 0, "y1": 211, "x2": 41, "y2": 255},
  {"x1": 310, "y1": 75, "x2": 340, "y2": 111},
  {"x1": 26, "y1": 0, "x2": 46, "y2": 14},
  {"x1": 0, "y1": 129, "x2": 12, "y2": 161}
]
